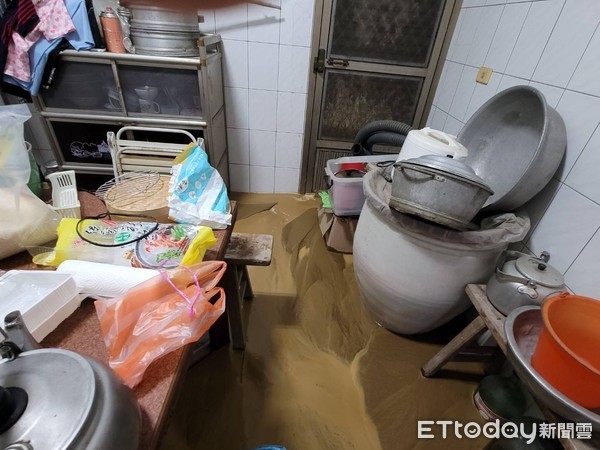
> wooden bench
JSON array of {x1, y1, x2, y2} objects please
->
[{"x1": 223, "y1": 233, "x2": 273, "y2": 349}]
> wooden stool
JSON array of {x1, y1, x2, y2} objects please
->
[
  {"x1": 421, "y1": 285, "x2": 599, "y2": 449},
  {"x1": 223, "y1": 233, "x2": 273, "y2": 350},
  {"x1": 421, "y1": 285, "x2": 506, "y2": 377}
]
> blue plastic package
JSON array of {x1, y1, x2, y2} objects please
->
[{"x1": 167, "y1": 143, "x2": 231, "y2": 229}]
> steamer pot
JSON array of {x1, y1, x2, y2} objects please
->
[
  {"x1": 130, "y1": 28, "x2": 200, "y2": 57},
  {"x1": 486, "y1": 250, "x2": 565, "y2": 315},
  {"x1": 128, "y1": 5, "x2": 199, "y2": 32}
]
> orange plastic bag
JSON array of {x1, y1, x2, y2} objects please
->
[{"x1": 95, "y1": 261, "x2": 227, "y2": 387}]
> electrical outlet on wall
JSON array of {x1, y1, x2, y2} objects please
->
[{"x1": 476, "y1": 67, "x2": 493, "y2": 85}]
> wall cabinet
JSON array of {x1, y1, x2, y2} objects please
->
[{"x1": 33, "y1": 34, "x2": 229, "y2": 185}]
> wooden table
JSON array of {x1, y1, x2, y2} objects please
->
[
  {"x1": 422, "y1": 284, "x2": 598, "y2": 450},
  {"x1": 0, "y1": 196, "x2": 237, "y2": 450}
]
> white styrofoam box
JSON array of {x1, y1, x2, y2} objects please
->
[
  {"x1": 0, "y1": 271, "x2": 82, "y2": 341},
  {"x1": 325, "y1": 155, "x2": 396, "y2": 216}
]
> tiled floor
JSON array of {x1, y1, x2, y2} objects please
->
[{"x1": 160, "y1": 194, "x2": 489, "y2": 450}]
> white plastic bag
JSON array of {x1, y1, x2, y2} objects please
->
[
  {"x1": 0, "y1": 104, "x2": 59, "y2": 259},
  {"x1": 167, "y1": 142, "x2": 231, "y2": 229}
]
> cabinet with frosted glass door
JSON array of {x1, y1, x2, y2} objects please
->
[{"x1": 33, "y1": 34, "x2": 228, "y2": 185}]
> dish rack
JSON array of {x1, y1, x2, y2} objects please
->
[
  {"x1": 107, "y1": 126, "x2": 202, "y2": 177},
  {"x1": 46, "y1": 170, "x2": 81, "y2": 218}
]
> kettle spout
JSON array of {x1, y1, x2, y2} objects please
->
[{"x1": 4, "y1": 311, "x2": 42, "y2": 352}]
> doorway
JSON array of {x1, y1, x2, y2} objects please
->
[{"x1": 301, "y1": 0, "x2": 459, "y2": 192}]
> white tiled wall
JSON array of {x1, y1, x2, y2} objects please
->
[
  {"x1": 202, "y1": 0, "x2": 314, "y2": 193},
  {"x1": 428, "y1": 0, "x2": 600, "y2": 298}
]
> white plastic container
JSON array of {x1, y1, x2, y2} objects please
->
[
  {"x1": 325, "y1": 154, "x2": 394, "y2": 216},
  {"x1": 0, "y1": 271, "x2": 82, "y2": 341},
  {"x1": 397, "y1": 128, "x2": 468, "y2": 162},
  {"x1": 46, "y1": 170, "x2": 81, "y2": 219}
]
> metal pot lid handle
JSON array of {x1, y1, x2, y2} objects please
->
[
  {"x1": 495, "y1": 266, "x2": 538, "y2": 288},
  {"x1": 395, "y1": 159, "x2": 494, "y2": 194}
]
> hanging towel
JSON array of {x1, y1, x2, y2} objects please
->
[
  {"x1": 0, "y1": 0, "x2": 39, "y2": 73},
  {"x1": 4, "y1": 0, "x2": 75, "y2": 82},
  {"x1": 3, "y1": 0, "x2": 93, "y2": 95}
]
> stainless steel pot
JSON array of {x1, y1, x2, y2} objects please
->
[
  {"x1": 128, "y1": 5, "x2": 199, "y2": 32},
  {"x1": 390, "y1": 155, "x2": 494, "y2": 230},
  {"x1": 130, "y1": 28, "x2": 200, "y2": 57},
  {"x1": 0, "y1": 312, "x2": 140, "y2": 450},
  {"x1": 486, "y1": 250, "x2": 565, "y2": 315}
]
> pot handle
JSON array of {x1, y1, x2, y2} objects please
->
[
  {"x1": 394, "y1": 163, "x2": 446, "y2": 182},
  {"x1": 494, "y1": 266, "x2": 535, "y2": 287}
]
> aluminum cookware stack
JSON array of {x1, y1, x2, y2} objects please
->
[
  {"x1": 353, "y1": 85, "x2": 568, "y2": 334},
  {"x1": 128, "y1": 5, "x2": 201, "y2": 57}
]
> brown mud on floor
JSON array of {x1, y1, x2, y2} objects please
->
[{"x1": 161, "y1": 193, "x2": 489, "y2": 450}]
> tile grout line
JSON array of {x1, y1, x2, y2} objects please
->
[
  {"x1": 561, "y1": 121, "x2": 600, "y2": 183},
  {"x1": 562, "y1": 224, "x2": 600, "y2": 277},
  {"x1": 441, "y1": 57, "x2": 600, "y2": 100},
  {"x1": 528, "y1": 0, "x2": 566, "y2": 80},
  {"x1": 523, "y1": 179, "x2": 563, "y2": 246},
  {"x1": 479, "y1": 3, "x2": 505, "y2": 68},
  {"x1": 499, "y1": 1, "x2": 532, "y2": 74},
  {"x1": 561, "y1": 158, "x2": 600, "y2": 208},
  {"x1": 564, "y1": 20, "x2": 600, "y2": 92}
]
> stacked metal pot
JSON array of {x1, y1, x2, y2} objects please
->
[{"x1": 127, "y1": 5, "x2": 201, "y2": 57}]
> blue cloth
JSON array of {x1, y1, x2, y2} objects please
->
[{"x1": 3, "y1": 0, "x2": 94, "y2": 95}]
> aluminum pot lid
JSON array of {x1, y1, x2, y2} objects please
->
[
  {"x1": 515, "y1": 255, "x2": 564, "y2": 288},
  {"x1": 398, "y1": 155, "x2": 494, "y2": 194},
  {"x1": 0, "y1": 349, "x2": 96, "y2": 449}
]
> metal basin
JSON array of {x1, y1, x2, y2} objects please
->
[
  {"x1": 505, "y1": 306, "x2": 600, "y2": 430},
  {"x1": 458, "y1": 86, "x2": 566, "y2": 213}
]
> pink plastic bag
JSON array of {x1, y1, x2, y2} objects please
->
[{"x1": 95, "y1": 261, "x2": 227, "y2": 387}]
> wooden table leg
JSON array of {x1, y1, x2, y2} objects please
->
[{"x1": 421, "y1": 316, "x2": 487, "y2": 377}]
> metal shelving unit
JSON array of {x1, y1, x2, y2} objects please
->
[{"x1": 33, "y1": 34, "x2": 229, "y2": 185}]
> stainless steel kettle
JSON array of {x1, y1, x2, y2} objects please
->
[
  {"x1": 0, "y1": 312, "x2": 140, "y2": 450},
  {"x1": 486, "y1": 250, "x2": 566, "y2": 315}
]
